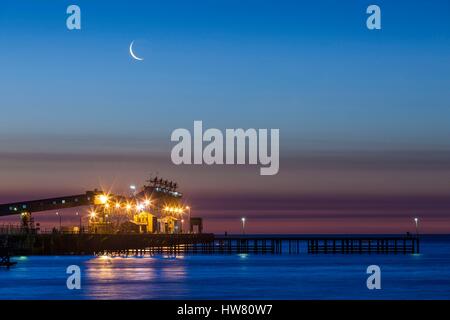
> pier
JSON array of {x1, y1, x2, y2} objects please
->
[
  {"x1": 306, "y1": 236, "x2": 420, "y2": 254},
  {"x1": 212, "y1": 235, "x2": 419, "y2": 255},
  {"x1": 0, "y1": 180, "x2": 421, "y2": 258},
  {"x1": 0, "y1": 233, "x2": 419, "y2": 256}
]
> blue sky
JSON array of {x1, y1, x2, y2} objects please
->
[
  {"x1": 1, "y1": 0, "x2": 449, "y2": 148},
  {"x1": 1, "y1": 1, "x2": 450, "y2": 232}
]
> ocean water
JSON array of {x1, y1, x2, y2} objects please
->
[{"x1": 1, "y1": 235, "x2": 449, "y2": 300}]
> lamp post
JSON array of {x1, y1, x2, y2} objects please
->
[
  {"x1": 76, "y1": 211, "x2": 81, "y2": 233},
  {"x1": 181, "y1": 219, "x2": 184, "y2": 233},
  {"x1": 241, "y1": 217, "x2": 246, "y2": 235},
  {"x1": 413, "y1": 217, "x2": 420, "y2": 254},
  {"x1": 130, "y1": 185, "x2": 136, "y2": 197},
  {"x1": 414, "y1": 217, "x2": 419, "y2": 237},
  {"x1": 186, "y1": 206, "x2": 191, "y2": 233},
  {"x1": 56, "y1": 212, "x2": 61, "y2": 231}
]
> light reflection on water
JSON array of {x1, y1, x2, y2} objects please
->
[{"x1": 83, "y1": 255, "x2": 187, "y2": 299}]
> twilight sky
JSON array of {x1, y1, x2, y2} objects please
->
[{"x1": 1, "y1": 0, "x2": 450, "y2": 233}]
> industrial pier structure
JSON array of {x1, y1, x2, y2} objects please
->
[
  {"x1": 0, "y1": 176, "x2": 420, "y2": 258},
  {"x1": 0, "y1": 177, "x2": 203, "y2": 235}
]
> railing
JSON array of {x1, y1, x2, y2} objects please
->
[
  {"x1": 0, "y1": 225, "x2": 25, "y2": 235},
  {"x1": 0, "y1": 226, "x2": 204, "y2": 236},
  {"x1": 0, "y1": 225, "x2": 88, "y2": 235}
]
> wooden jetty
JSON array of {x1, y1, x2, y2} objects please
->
[
  {"x1": 0, "y1": 233, "x2": 419, "y2": 256},
  {"x1": 98, "y1": 235, "x2": 419, "y2": 255},
  {"x1": 306, "y1": 236, "x2": 420, "y2": 254},
  {"x1": 212, "y1": 235, "x2": 419, "y2": 255}
]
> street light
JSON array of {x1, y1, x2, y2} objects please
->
[
  {"x1": 98, "y1": 194, "x2": 109, "y2": 204},
  {"x1": 56, "y1": 212, "x2": 61, "y2": 231},
  {"x1": 414, "y1": 217, "x2": 419, "y2": 236},
  {"x1": 241, "y1": 217, "x2": 246, "y2": 235},
  {"x1": 181, "y1": 219, "x2": 184, "y2": 233},
  {"x1": 186, "y1": 206, "x2": 191, "y2": 233},
  {"x1": 76, "y1": 211, "x2": 81, "y2": 232},
  {"x1": 130, "y1": 185, "x2": 136, "y2": 196}
]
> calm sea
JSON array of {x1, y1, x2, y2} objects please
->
[{"x1": 1, "y1": 235, "x2": 449, "y2": 300}]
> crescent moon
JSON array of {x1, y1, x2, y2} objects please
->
[{"x1": 129, "y1": 41, "x2": 144, "y2": 61}]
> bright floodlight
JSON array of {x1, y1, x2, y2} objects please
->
[
  {"x1": 130, "y1": 185, "x2": 136, "y2": 190},
  {"x1": 241, "y1": 217, "x2": 246, "y2": 222},
  {"x1": 99, "y1": 194, "x2": 109, "y2": 204}
]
